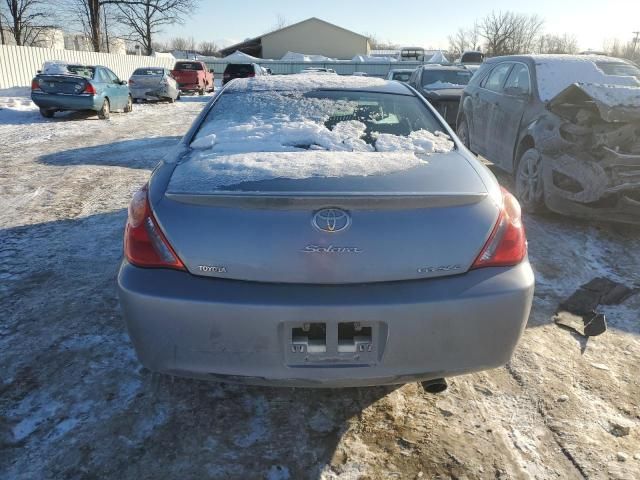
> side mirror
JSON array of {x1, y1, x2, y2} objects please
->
[{"x1": 120, "y1": 80, "x2": 128, "y2": 86}]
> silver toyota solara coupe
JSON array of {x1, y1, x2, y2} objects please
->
[{"x1": 117, "y1": 74, "x2": 534, "y2": 388}]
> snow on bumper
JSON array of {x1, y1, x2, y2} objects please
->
[{"x1": 117, "y1": 261, "x2": 534, "y2": 387}]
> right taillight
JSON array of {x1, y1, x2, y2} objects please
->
[
  {"x1": 472, "y1": 187, "x2": 527, "y2": 269},
  {"x1": 124, "y1": 185, "x2": 185, "y2": 270},
  {"x1": 82, "y1": 82, "x2": 96, "y2": 95}
]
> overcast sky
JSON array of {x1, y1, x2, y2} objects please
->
[{"x1": 159, "y1": 0, "x2": 640, "y2": 51}]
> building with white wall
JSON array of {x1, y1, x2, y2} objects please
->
[{"x1": 219, "y1": 17, "x2": 371, "y2": 60}]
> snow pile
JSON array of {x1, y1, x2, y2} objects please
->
[
  {"x1": 427, "y1": 51, "x2": 449, "y2": 64},
  {"x1": 225, "y1": 73, "x2": 387, "y2": 92},
  {"x1": 222, "y1": 50, "x2": 263, "y2": 62},
  {"x1": 0, "y1": 88, "x2": 37, "y2": 115},
  {"x1": 352, "y1": 55, "x2": 396, "y2": 63},
  {"x1": 534, "y1": 55, "x2": 640, "y2": 101},
  {"x1": 168, "y1": 151, "x2": 428, "y2": 192},
  {"x1": 375, "y1": 130, "x2": 454, "y2": 154},
  {"x1": 281, "y1": 51, "x2": 336, "y2": 62}
]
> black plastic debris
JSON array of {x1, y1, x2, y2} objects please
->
[{"x1": 553, "y1": 277, "x2": 635, "y2": 337}]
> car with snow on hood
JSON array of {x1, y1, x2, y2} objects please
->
[
  {"x1": 117, "y1": 74, "x2": 534, "y2": 388},
  {"x1": 457, "y1": 55, "x2": 640, "y2": 225},
  {"x1": 408, "y1": 65, "x2": 473, "y2": 126},
  {"x1": 31, "y1": 62, "x2": 132, "y2": 119}
]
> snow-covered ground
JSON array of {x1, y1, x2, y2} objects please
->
[{"x1": 1, "y1": 88, "x2": 639, "y2": 479}]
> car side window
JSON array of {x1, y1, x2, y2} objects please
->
[
  {"x1": 95, "y1": 68, "x2": 110, "y2": 83},
  {"x1": 483, "y1": 63, "x2": 513, "y2": 93},
  {"x1": 503, "y1": 63, "x2": 531, "y2": 96},
  {"x1": 105, "y1": 69, "x2": 120, "y2": 84}
]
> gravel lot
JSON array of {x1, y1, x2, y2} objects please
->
[{"x1": 1, "y1": 90, "x2": 639, "y2": 480}]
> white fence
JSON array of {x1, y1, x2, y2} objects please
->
[
  {"x1": 0, "y1": 45, "x2": 176, "y2": 89},
  {"x1": 0, "y1": 44, "x2": 427, "y2": 89},
  {"x1": 203, "y1": 59, "x2": 425, "y2": 78}
]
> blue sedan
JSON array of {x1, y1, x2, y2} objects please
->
[{"x1": 31, "y1": 63, "x2": 132, "y2": 119}]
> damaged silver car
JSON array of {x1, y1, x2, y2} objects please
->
[{"x1": 457, "y1": 55, "x2": 640, "y2": 224}]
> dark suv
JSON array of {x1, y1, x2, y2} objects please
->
[
  {"x1": 222, "y1": 63, "x2": 263, "y2": 85},
  {"x1": 456, "y1": 55, "x2": 640, "y2": 224},
  {"x1": 408, "y1": 65, "x2": 472, "y2": 126}
]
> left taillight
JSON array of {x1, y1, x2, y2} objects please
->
[
  {"x1": 124, "y1": 185, "x2": 185, "y2": 270},
  {"x1": 31, "y1": 78, "x2": 42, "y2": 91},
  {"x1": 471, "y1": 187, "x2": 527, "y2": 269}
]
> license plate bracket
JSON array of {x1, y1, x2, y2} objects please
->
[{"x1": 284, "y1": 321, "x2": 384, "y2": 366}]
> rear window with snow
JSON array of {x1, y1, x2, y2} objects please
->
[
  {"x1": 422, "y1": 70, "x2": 472, "y2": 89},
  {"x1": 191, "y1": 90, "x2": 452, "y2": 154}
]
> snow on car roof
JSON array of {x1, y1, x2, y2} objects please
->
[
  {"x1": 223, "y1": 73, "x2": 409, "y2": 94},
  {"x1": 520, "y1": 55, "x2": 640, "y2": 102}
]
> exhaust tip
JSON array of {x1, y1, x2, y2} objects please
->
[{"x1": 421, "y1": 378, "x2": 448, "y2": 394}]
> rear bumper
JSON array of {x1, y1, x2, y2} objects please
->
[
  {"x1": 31, "y1": 92, "x2": 100, "y2": 111},
  {"x1": 117, "y1": 261, "x2": 534, "y2": 387},
  {"x1": 177, "y1": 83, "x2": 200, "y2": 92},
  {"x1": 130, "y1": 86, "x2": 172, "y2": 100}
]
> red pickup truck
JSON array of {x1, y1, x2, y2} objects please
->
[{"x1": 170, "y1": 61, "x2": 214, "y2": 95}]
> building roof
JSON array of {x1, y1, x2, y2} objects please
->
[
  {"x1": 261, "y1": 17, "x2": 369, "y2": 41},
  {"x1": 219, "y1": 17, "x2": 369, "y2": 58}
]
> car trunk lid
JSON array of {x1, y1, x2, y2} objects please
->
[
  {"x1": 152, "y1": 151, "x2": 499, "y2": 284},
  {"x1": 129, "y1": 74, "x2": 163, "y2": 89},
  {"x1": 36, "y1": 75, "x2": 89, "y2": 95},
  {"x1": 171, "y1": 70, "x2": 198, "y2": 84}
]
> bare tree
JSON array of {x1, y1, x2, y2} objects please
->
[
  {"x1": 0, "y1": 0, "x2": 52, "y2": 46},
  {"x1": 198, "y1": 40, "x2": 217, "y2": 56},
  {"x1": 448, "y1": 25, "x2": 481, "y2": 58},
  {"x1": 537, "y1": 33, "x2": 578, "y2": 54},
  {"x1": 0, "y1": 7, "x2": 5, "y2": 44},
  {"x1": 478, "y1": 11, "x2": 544, "y2": 56},
  {"x1": 116, "y1": 0, "x2": 197, "y2": 55},
  {"x1": 365, "y1": 32, "x2": 397, "y2": 50},
  {"x1": 272, "y1": 13, "x2": 288, "y2": 31},
  {"x1": 603, "y1": 36, "x2": 640, "y2": 61},
  {"x1": 169, "y1": 35, "x2": 194, "y2": 51}
]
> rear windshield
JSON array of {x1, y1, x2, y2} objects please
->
[
  {"x1": 66, "y1": 65, "x2": 95, "y2": 78},
  {"x1": 191, "y1": 90, "x2": 451, "y2": 154},
  {"x1": 392, "y1": 72, "x2": 412, "y2": 82},
  {"x1": 174, "y1": 62, "x2": 203, "y2": 71},
  {"x1": 133, "y1": 68, "x2": 164, "y2": 76},
  {"x1": 461, "y1": 52, "x2": 484, "y2": 64},
  {"x1": 225, "y1": 64, "x2": 254, "y2": 74},
  {"x1": 422, "y1": 70, "x2": 472, "y2": 88},
  {"x1": 596, "y1": 62, "x2": 640, "y2": 79}
]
